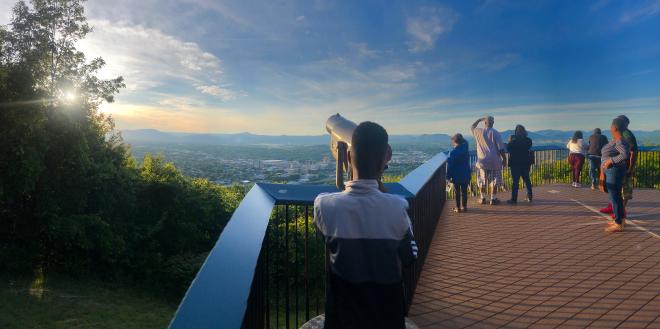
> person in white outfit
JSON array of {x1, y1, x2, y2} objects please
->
[{"x1": 567, "y1": 131, "x2": 587, "y2": 187}]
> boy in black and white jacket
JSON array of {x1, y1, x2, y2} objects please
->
[{"x1": 314, "y1": 121, "x2": 417, "y2": 329}]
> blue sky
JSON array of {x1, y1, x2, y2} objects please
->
[{"x1": 2, "y1": 0, "x2": 660, "y2": 134}]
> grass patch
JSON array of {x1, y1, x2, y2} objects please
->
[{"x1": 0, "y1": 272, "x2": 177, "y2": 329}]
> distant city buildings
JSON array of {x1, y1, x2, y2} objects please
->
[{"x1": 130, "y1": 144, "x2": 435, "y2": 186}]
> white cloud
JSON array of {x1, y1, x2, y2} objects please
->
[
  {"x1": 620, "y1": 0, "x2": 660, "y2": 24},
  {"x1": 357, "y1": 97, "x2": 660, "y2": 134},
  {"x1": 351, "y1": 42, "x2": 380, "y2": 59},
  {"x1": 157, "y1": 96, "x2": 205, "y2": 110},
  {"x1": 103, "y1": 101, "x2": 254, "y2": 133},
  {"x1": 78, "y1": 19, "x2": 240, "y2": 100},
  {"x1": 195, "y1": 85, "x2": 242, "y2": 100},
  {"x1": 369, "y1": 64, "x2": 418, "y2": 82},
  {"x1": 265, "y1": 58, "x2": 422, "y2": 104},
  {"x1": 478, "y1": 53, "x2": 520, "y2": 72},
  {"x1": 179, "y1": 0, "x2": 304, "y2": 41},
  {"x1": 406, "y1": 6, "x2": 458, "y2": 53}
]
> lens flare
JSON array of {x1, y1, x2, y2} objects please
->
[{"x1": 64, "y1": 91, "x2": 77, "y2": 102}]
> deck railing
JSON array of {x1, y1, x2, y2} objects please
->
[
  {"x1": 169, "y1": 153, "x2": 448, "y2": 329},
  {"x1": 455, "y1": 146, "x2": 660, "y2": 197}
]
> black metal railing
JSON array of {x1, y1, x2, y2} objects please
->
[
  {"x1": 169, "y1": 153, "x2": 448, "y2": 329},
  {"x1": 401, "y1": 164, "x2": 445, "y2": 309},
  {"x1": 450, "y1": 146, "x2": 660, "y2": 198},
  {"x1": 246, "y1": 203, "x2": 326, "y2": 329}
]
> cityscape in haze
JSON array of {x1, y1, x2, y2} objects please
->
[{"x1": 124, "y1": 128, "x2": 660, "y2": 185}]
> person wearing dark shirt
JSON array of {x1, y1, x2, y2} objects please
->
[
  {"x1": 314, "y1": 121, "x2": 417, "y2": 329},
  {"x1": 447, "y1": 133, "x2": 471, "y2": 212},
  {"x1": 587, "y1": 128, "x2": 609, "y2": 190},
  {"x1": 600, "y1": 118, "x2": 630, "y2": 233},
  {"x1": 506, "y1": 125, "x2": 533, "y2": 204},
  {"x1": 600, "y1": 115, "x2": 638, "y2": 217}
]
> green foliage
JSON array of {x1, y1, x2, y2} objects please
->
[
  {"x1": 0, "y1": 0, "x2": 245, "y2": 299},
  {"x1": 266, "y1": 207, "x2": 327, "y2": 327},
  {"x1": 382, "y1": 174, "x2": 404, "y2": 183},
  {"x1": 0, "y1": 273, "x2": 176, "y2": 328}
]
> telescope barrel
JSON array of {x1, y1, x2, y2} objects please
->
[
  {"x1": 325, "y1": 113, "x2": 391, "y2": 192},
  {"x1": 326, "y1": 113, "x2": 357, "y2": 148}
]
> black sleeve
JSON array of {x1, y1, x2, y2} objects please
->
[{"x1": 399, "y1": 227, "x2": 417, "y2": 268}]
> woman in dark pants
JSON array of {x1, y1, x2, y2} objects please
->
[
  {"x1": 446, "y1": 134, "x2": 471, "y2": 213},
  {"x1": 601, "y1": 118, "x2": 630, "y2": 233},
  {"x1": 507, "y1": 125, "x2": 533, "y2": 204},
  {"x1": 587, "y1": 128, "x2": 609, "y2": 190}
]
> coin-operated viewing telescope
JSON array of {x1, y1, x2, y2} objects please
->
[
  {"x1": 325, "y1": 114, "x2": 392, "y2": 191},
  {"x1": 326, "y1": 113, "x2": 357, "y2": 190}
]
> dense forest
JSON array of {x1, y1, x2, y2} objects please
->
[{"x1": 0, "y1": 0, "x2": 244, "y2": 297}]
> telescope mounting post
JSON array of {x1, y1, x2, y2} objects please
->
[{"x1": 335, "y1": 141, "x2": 351, "y2": 191}]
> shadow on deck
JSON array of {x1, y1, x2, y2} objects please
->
[{"x1": 409, "y1": 185, "x2": 660, "y2": 329}]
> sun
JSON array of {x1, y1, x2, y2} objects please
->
[{"x1": 63, "y1": 91, "x2": 77, "y2": 102}]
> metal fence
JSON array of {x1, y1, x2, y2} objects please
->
[
  {"x1": 169, "y1": 153, "x2": 448, "y2": 329},
  {"x1": 244, "y1": 203, "x2": 326, "y2": 329},
  {"x1": 451, "y1": 147, "x2": 660, "y2": 198}
]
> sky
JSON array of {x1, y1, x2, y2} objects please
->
[{"x1": 2, "y1": 0, "x2": 660, "y2": 135}]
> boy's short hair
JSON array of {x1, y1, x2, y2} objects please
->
[{"x1": 351, "y1": 121, "x2": 389, "y2": 178}]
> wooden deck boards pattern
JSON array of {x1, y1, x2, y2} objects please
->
[{"x1": 409, "y1": 185, "x2": 660, "y2": 329}]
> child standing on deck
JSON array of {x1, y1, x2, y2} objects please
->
[
  {"x1": 447, "y1": 134, "x2": 471, "y2": 213},
  {"x1": 314, "y1": 122, "x2": 417, "y2": 329}
]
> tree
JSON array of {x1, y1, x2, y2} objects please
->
[
  {"x1": 1, "y1": 0, "x2": 129, "y2": 273},
  {"x1": 1, "y1": 0, "x2": 243, "y2": 296},
  {"x1": 3, "y1": 0, "x2": 124, "y2": 104}
]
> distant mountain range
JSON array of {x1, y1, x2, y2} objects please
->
[
  {"x1": 120, "y1": 129, "x2": 452, "y2": 146},
  {"x1": 121, "y1": 129, "x2": 660, "y2": 146}
]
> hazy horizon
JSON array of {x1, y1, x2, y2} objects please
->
[{"x1": 122, "y1": 126, "x2": 660, "y2": 137}]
